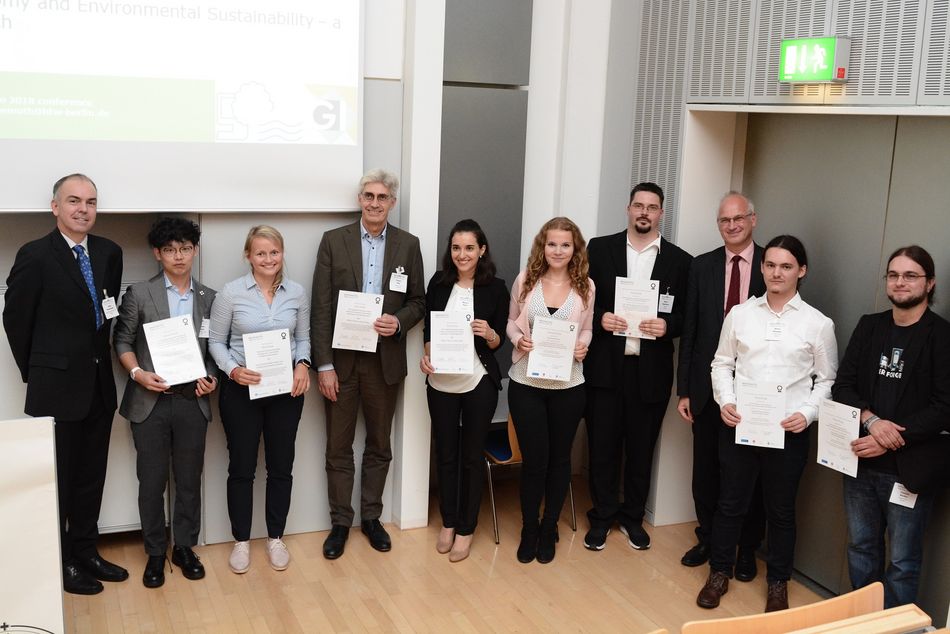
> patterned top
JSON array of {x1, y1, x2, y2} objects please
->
[{"x1": 508, "y1": 281, "x2": 585, "y2": 389}]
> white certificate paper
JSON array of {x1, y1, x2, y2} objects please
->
[
  {"x1": 243, "y1": 328, "x2": 293, "y2": 400},
  {"x1": 736, "y1": 380, "x2": 787, "y2": 448},
  {"x1": 614, "y1": 277, "x2": 659, "y2": 340},
  {"x1": 332, "y1": 290, "x2": 384, "y2": 352},
  {"x1": 526, "y1": 316, "x2": 579, "y2": 382},
  {"x1": 430, "y1": 311, "x2": 475, "y2": 374},
  {"x1": 817, "y1": 399, "x2": 860, "y2": 477},
  {"x1": 142, "y1": 315, "x2": 207, "y2": 386}
]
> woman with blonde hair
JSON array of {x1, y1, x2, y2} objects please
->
[
  {"x1": 507, "y1": 216, "x2": 595, "y2": 564},
  {"x1": 209, "y1": 225, "x2": 312, "y2": 574}
]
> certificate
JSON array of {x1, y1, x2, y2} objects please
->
[
  {"x1": 614, "y1": 277, "x2": 659, "y2": 340},
  {"x1": 526, "y1": 316, "x2": 578, "y2": 382},
  {"x1": 430, "y1": 310, "x2": 475, "y2": 374},
  {"x1": 817, "y1": 399, "x2": 860, "y2": 477},
  {"x1": 332, "y1": 290, "x2": 384, "y2": 352},
  {"x1": 142, "y1": 315, "x2": 207, "y2": 386},
  {"x1": 735, "y1": 380, "x2": 787, "y2": 448},
  {"x1": 243, "y1": 328, "x2": 293, "y2": 400}
]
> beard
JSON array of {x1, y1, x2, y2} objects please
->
[
  {"x1": 889, "y1": 290, "x2": 929, "y2": 309},
  {"x1": 634, "y1": 221, "x2": 652, "y2": 234}
]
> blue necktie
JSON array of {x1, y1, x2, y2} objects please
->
[{"x1": 73, "y1": 245, "x2": 103, "y2": 329}]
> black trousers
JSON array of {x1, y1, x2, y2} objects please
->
[
  {"x1": 585, "y1": 354, "x2": 667, "y2": 528},
  {"x1": 130, "y1": 392, "x2": 208, "y2": 555},
  {"x1": 54, "y1": 374, "x2": 114, "y2": 564},
  {"x1": 710, "y1": 424, "x2": 809, "y2": 582},
  {"x1": 691, "y1": 396, "x2": 766, "y2": 550},
  {"x1": 508, "y1": 381, "x2": 585, "y2": 526},
  {"x1": 219, "y1": 376, "x2": 304, "y2": 541},
  {"x1": 427, "y1": 376, "x2": 498, "y2": 535}
]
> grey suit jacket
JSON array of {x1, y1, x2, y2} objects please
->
[
  {"x1": 311, "y1": 220, "x2": 425, "y2": 386},
  {"x1": 113, "y1": 272, "x2": 218, "y2": 423}
]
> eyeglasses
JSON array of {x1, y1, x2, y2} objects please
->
[
  {"x1": 717, "y1": 212, "x2": 754, "y2": 227},
  {"x1": 360, "y1": 192, "x2": 394, "y2": 203},
  {"x1": 630, "y1": 202, "x2": 661, "y2": 213},
  {"x1": 160, "y1": 245, "x2": 195, "y2": 256},
  {"x1": 884, "y1": 272, "x2": 927, "y2": 283}
]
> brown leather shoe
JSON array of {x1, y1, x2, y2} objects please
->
[
  {"x1": 765, "y1": 580, "x2": 789, "y2": 612},
  {"x1": 696, "y1": 571, "x2": 730, "y2": 609}
]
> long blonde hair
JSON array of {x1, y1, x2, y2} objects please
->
[
  {"x1": 244, "y1": 225, "x2": 285, "y2": 292},
  {"x1": 520, "y1": 216, "x2": 590, "y2": 307}
]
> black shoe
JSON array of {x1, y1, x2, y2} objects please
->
[
  {"x1": 516, "y1": 522, "x2": 539, "y2": 564},
  {"x1": 361, "y1": 519, "x2": 392, "y2": 552},
  {"x1": 171, "y1": 546, "x2": 205, "y2": 580},
  {"x1": 143, "y1": 555, "x2": 166, "y2": 588},
  {"x1": 537, "y1": 520, "x2": 557, "y2": 564},
  {"x1": 619, "y1": 522, "x2": 651, "y2": 550},
  {"x1": 63, "y1": 563, "x2": 103, "y2": 595},
  {"x1": 681, "y1": 542, "x2": 711, "y2": 567},
  {"x1": 78, "y1": 554, "x2": 129, "y2": 582},
  {"x1": 735, "y1": 547, "x2": 758, "y2": 582},
  {"x1": 583, "y1": 526, "x2": 611, "y2": 551},
  {"x1": 323, "y1": 525, "x2": 350, "y2": 560}
]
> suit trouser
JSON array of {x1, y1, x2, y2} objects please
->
[
  {"x1": 219, "y1": 377, "x2": 304, "y2": 541},
  {"x1": 54, "y1": 374, "x2": 114, "y2": 564},
  {"x1": 585, "y1": 354, "x2": 667, "y2": 528},
  {"x1": 691, "y1": 396, "x2": 766, "y2": 550},
  {"x1": 130, "y1": 392, "x2": 208, "y2": 555},
  {"x1": 325, "y1": 352, "x2": 399, "y2": 526}
]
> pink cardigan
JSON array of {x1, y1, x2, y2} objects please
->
[{"x1": 506, "y1": 271, "x2": 596, "y2": 365}]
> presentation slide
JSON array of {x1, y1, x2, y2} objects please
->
[{"x1": 0, "y1": 0, "x2": 364, "y2": 212}]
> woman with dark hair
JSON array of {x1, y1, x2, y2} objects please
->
[
  {"x1": 420, "y1": 219, "x2": 509, "y2": 562},
  {"x1": 697, "y1": 235, "x2": 838, "y2": 613},
  {"x1": 506, "y1": 216, "x2": 595, "y2": 564}
]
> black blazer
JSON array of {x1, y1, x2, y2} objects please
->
[
  {"x1": 677, "y1": 244, "x2": 766, "y2": 412},
  {"x1": 584, "y1": 231, "x2": 692, "y2": 402},
  {"x1": 423, "y1": 273, "x2": 509, "y2": 390},
  {"x1": 3, "y1": 230, "x2": 123, "y2": 420},
  {"x1": 832, "y1": 309, "x2": 950, "y2": 493}
]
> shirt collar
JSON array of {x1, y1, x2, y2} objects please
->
[
  {"x1": 726, "y1": 241, "x2": 755, "y2": 263},
  {"x1": 627, "y1": 234, "x2": 662, "y2": 253},
  {"x1": 163, "y1": 273, "x2": 194, "y2": 293},
  {"x1": 755, "y1": 291, "x2": 802, "y2": 315},
  {"x1": 242, "y1": 271, "x2": 283, "y2": 292},
  {"x1": 360, "y1": 221, "x2": 387, "y2": 240},
  {"x1": 60, "y1": 232, "x2": 89, "y2": 253}
]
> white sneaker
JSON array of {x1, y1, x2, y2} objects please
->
[
  {"x1": 229, "y1": 541, "x2": 250, "y2": 574},
  {"x1": 266, "y1": 537, "x2": 291, "y2": 571}
]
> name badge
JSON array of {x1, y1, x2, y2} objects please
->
[
  {"x1": 765, "y1": 320, "x2": 785, "y2": 341},
  {"x1": 889, "y1": 482, "x2": 918, "y2": 509},
  {"x1": 658, "y1": 294, "x2": 674, "y2": 314},
  {"x1": 101, "y1": 293, "x2": 119, "y2": 320},
  {"x1": 390, "y1": 268, "x2": 408, "y2": 293},
  {"x1": 454, "y1": 290, "x2": 474, "y2": 313},
  {"x1": 198, "y1": 318, "x2": 210, "y2": 338}
]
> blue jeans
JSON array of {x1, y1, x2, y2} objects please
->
[{"x1": 843, "y1": 467, "x2": 936, "y2": 608}]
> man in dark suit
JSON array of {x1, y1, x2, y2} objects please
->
[
  {"x1": 112, "y1": 217, "x2": 217, "y2": 589},
  {"x1": 3, "y1": 173, "x2": 126, "y2": 595},
  {"x1": 312, "y1": 168, "x2": 425, "y2": 559},
  {"x1": 833, "y1": 244, "x2": 950, "y2": 608},
  {"x1": 583, "y1": 182, "x2": 692, "y2": 551},
  {"x1": 675, "y1": 191, "x2": 766, "y2": 578}
]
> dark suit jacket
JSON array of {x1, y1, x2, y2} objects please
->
[
  {"x1": 677, "y1": 244, "x2": 766, "y2": 412},
  {"x1": 3, "y1": 230, "x2": 123, "y2": 420},
  {"x1": 423, "y1": 273, "x2": 509, "y2": 390},
  {"x1": 112, "y1": 272, "x2": 218, "y2": 423},
  {"x1": 832, "y1": 309, "x2": 950, "y2": 493},
  {"x1": 312, "y1": 221, "x2": 425, "y2": 386},
  {"x1": 584, "y1": 232, "x2": 692, "y2": 402}
]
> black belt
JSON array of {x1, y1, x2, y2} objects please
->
[{"x1": 162, "y1": 381, "x2": 198, "y2": 399}]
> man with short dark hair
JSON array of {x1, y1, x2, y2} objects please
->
[
  {"x1": 3, "y1": 173, "x2": 126, "y2": 595},
  {"x1": 113, "y1": 217, "x2": 218, "y2": 588},
  {"x1": 833, "y1": 245, "x2": 950, "y2": 608}
]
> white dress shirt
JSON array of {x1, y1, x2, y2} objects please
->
[{"x1": 711, "y1": 292, "x2": 838, "y2": 425}]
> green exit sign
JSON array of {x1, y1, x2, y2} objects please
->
[{"x1": 779, "y1": 36, "x2": 850, "y2": 83}]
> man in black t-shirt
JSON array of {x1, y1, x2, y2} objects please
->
[{"x1": 832, "y1": 245, "x2": 950, "y2": 608}]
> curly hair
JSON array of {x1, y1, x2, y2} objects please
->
[{"x1": 520, "y1": 216, "x2": 590, "y2": 308}]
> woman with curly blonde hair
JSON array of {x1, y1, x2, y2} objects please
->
[{"x1": 506, "y1": 216, "x2": 595, "y2": 564}]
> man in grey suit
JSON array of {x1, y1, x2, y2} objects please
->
[
  {"x1": 312, "y1": 168, "x2": 425, "y2": 559},
  {"x1": 113, "y1": 217, "x2": 217, "y2": 588}
]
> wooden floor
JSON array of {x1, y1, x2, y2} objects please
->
[{"x1": 66, "y1": 478, "x2": 823, "y2": 633}]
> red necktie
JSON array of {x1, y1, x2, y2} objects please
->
[{"x1": 725, "y1": 254, "x2": 741, "y2": 315}]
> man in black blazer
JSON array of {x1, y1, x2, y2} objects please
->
[
  {"x1": 675, "y1": 192, "x2": 766, "y2": 578},
  {"x1": 583, "y1": 182, "x2": 692, "y2": 551},
  {"x1": 832, "y1": 245, "x2": 950, "y2": 608},
  {"x1": 3, "y1": 174, "x2": 126, "y2": 595}
]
